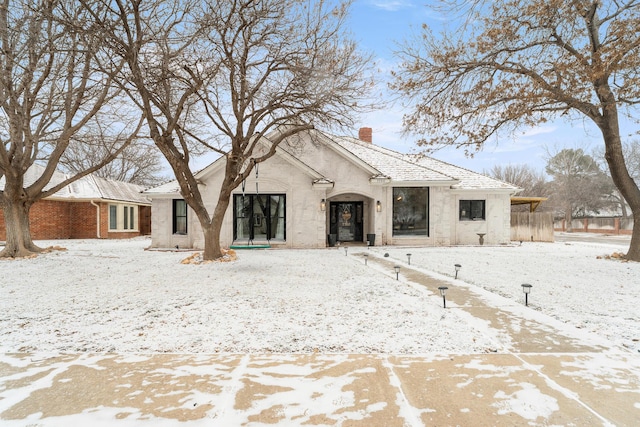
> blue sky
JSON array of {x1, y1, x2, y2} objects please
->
[
  {"x1": 183, "y1": 0, "x2": 617, "y2": 177},
  {"x1": 346, "y1": 0, "x2": 607, "y2": 175}
]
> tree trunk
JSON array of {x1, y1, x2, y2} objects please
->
[
  {"x1": 600, "y1": 112, "x2": 640, "y2": 261},
  {"x1": 629, "y1": 209, "x2": 640, "y2": 260},
  {"x1": 0, "y1": 195, "x2": 42, "y2": 258},
  {"x1": 202, "y1": 222, "x2": 220, "y2": 261},
  {"x1": 564, "y1": 200, "x2": 573, "y2": 232},
  {"x1": 202, "y1": 189, "x2": 233, "y2": 261}
]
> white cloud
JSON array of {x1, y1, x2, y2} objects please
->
[
  {"x1": 369, "y1": 0, "x2": 414, "y2": 12},
  {"x1": 519, "y1": 125, "x2": 558, "y2": 138}
]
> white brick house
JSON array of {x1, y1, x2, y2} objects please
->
[{"x1": 144, "y1": 128, "x2": 518, "y2": 249}]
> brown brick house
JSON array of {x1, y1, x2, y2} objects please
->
[{"x1": 1, "y1": 165, "x2": 151, "y2": 241}]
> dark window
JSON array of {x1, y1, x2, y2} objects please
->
[
  {"x1": 459, "y1": 200, "x2": 485, "y2": 220},
  {"x1": 173, "y1": 199, "x2": 187, "y2": 234},
  {"x1": 129, "y1": 206, "x2": 135, "y2": 229},
  {"x1": 109, "y1": 205, "x2": 117, "y2": 230},
  {"x1": 392, "y1": 187, "x2": 429, "y2": 236},
  {"x1": 234, "y1": 194, "x2": 285, "y2": 241},
  {"x1": 124, "y1": 205, "x2": 129, "y2": 230}
]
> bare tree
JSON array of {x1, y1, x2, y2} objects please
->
[
  {"x1": 545, "y1": 148, "x2": 615, "y2": 229},
  {"x1": 81, "y1": 0, "x2": 374, "y2": 260},
  {"x1": 593, "y1": 140, "x2": 640, "y2": 217},
  {"x1": 392, "y1": 0, "x2": 640, "y2": 261},
  {"x1": 624, "y1": 140, "x2": 640, "y2": 182},
  {"x1": 60, "y1": 137, "x2": 167, "y2": 187},
  {"x1": 0, "y1": 0, "x2": 140, "y2": 258},
  {"x1": 487, "y1": 164, "x2": 549, "y2": 197}
]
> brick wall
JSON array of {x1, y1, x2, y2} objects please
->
[
  {"x1": 0, "y1": 199, "x2": 149, "y2": 240},
  {"x1": 69, "y1": 201, "x2": 100, "y2": 238},
  {"x1": 2, "y1": 200, "x2": 75, "y2": 240}
]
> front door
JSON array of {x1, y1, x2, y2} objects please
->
[{"x1": 329, "y1": 202, "x2": 363, "y2": 242}]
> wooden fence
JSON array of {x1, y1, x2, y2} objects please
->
[{"x1": 511, "y1": 212, "x2": 555, "y2": 242}]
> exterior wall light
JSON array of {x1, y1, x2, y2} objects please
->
[
  {"x1": 438, "y1": 286, "x2": 448, "y2": 308},
  {"x1": 454, "y1": 263, "x2": 461, "y2": 279},
  {"x1": 394, "y1": 265, "x2": 400, "y2": 280},
  {"x1": 320, "y1": 199, "x2": 326, "y2": 211},
  {"x1": 376, "y1": 200, "x2": 382, "y2": 212},
  {"x1": 521, "y1": 283, "x2": 532, "y2": 306}
]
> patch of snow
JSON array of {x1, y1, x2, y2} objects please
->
[{"x1": 492, "y1": 382, "x2": 559, "y2": 419}]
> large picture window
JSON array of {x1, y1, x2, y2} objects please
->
[
  {"x1": 459, "y1": 200, "x2": 485, "y2": 221},
  {"x1": 392, "y1": 187, "x2": 429, "y2": 236},
  {"x1": 173, "y1": 199, "x2": 188, "y2": 234},
  {"x1": 234, "y1": 194, "x2": 285, "y2": 241}
]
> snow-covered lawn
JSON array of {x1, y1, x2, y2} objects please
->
[
  {"x1": 374, "y1": 234, "x2": 639, "y2": 351},
  {"x1": 1, "y1": 235, "x2": 638, "y2": 354}
]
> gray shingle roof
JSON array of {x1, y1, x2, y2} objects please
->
[
  {"x1": 327, "y1": 133, "x2": 517, "y2": 191},
  {"x1": 326, "y1": 134, "x2": 458, "y2": 183},
  {"x1": 406, "y1": 154, "x2": 519, "y2": 190}
]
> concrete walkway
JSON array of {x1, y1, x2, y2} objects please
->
[{"x1": 2, "y1": 253, "x2": 639, "y2": 426}]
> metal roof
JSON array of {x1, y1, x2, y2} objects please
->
[{"x1": 0, "y1": 164, "x2": 150, "y2": 205}]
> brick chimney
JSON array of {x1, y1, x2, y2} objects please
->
[{"x1": 358, "y1": 127, "x2": 372, "y2": 143}]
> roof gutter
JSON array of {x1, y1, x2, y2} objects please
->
[{"x1": 90, "y1": 200, "x2": 101, "y2": 238}]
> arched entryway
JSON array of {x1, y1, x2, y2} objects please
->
[{"x1": 329, "y1": 201, "x2": 364, "y2": 243}]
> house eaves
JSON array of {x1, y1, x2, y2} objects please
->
[
  {"x1": 192, "y1": 133, "x2": 330, "y2": 183},
  {"x1": 145, "y1": 132, "x2": 333, "y2": 197}
]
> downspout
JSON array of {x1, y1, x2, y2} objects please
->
[{"x1": 90, "y1": 200, "x2": 101, "y2": 238}]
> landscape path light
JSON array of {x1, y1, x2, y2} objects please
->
[
  {"x1": 438, "y1": 286, "x2": 449, "y2": 308},
  {"x1": 364, "y1": 253, "x2": 368, "y2": 265},
  {"x1": 454, "y1": 264, "x2": 461, "y2": 279},
  {"x1": 394, "y1": 265, "x2": 400, "y2": 280},
  {"x1": 344, "y1": 246, "x2": 348, "y2": 256},
  {"x1": 521, "y1": 283, "x2": 532, "y2": 306},
  {"x1": 407, "y1": 253, "x2": 412, "y2": 265}
]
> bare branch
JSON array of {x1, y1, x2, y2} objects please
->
[
  {"x1": 80, "y1": 0, "x2": 374, "y2": 260},
  {"x1": 0, "y1": 0, "x2": 140, "y2": 257},
  {"x1": 393, "y1": 0, "x2": 640, "y2": 260}
]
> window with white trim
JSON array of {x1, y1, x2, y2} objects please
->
[{"x1": 108, "y1": 204, "x2": 138, "y2": 231}]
